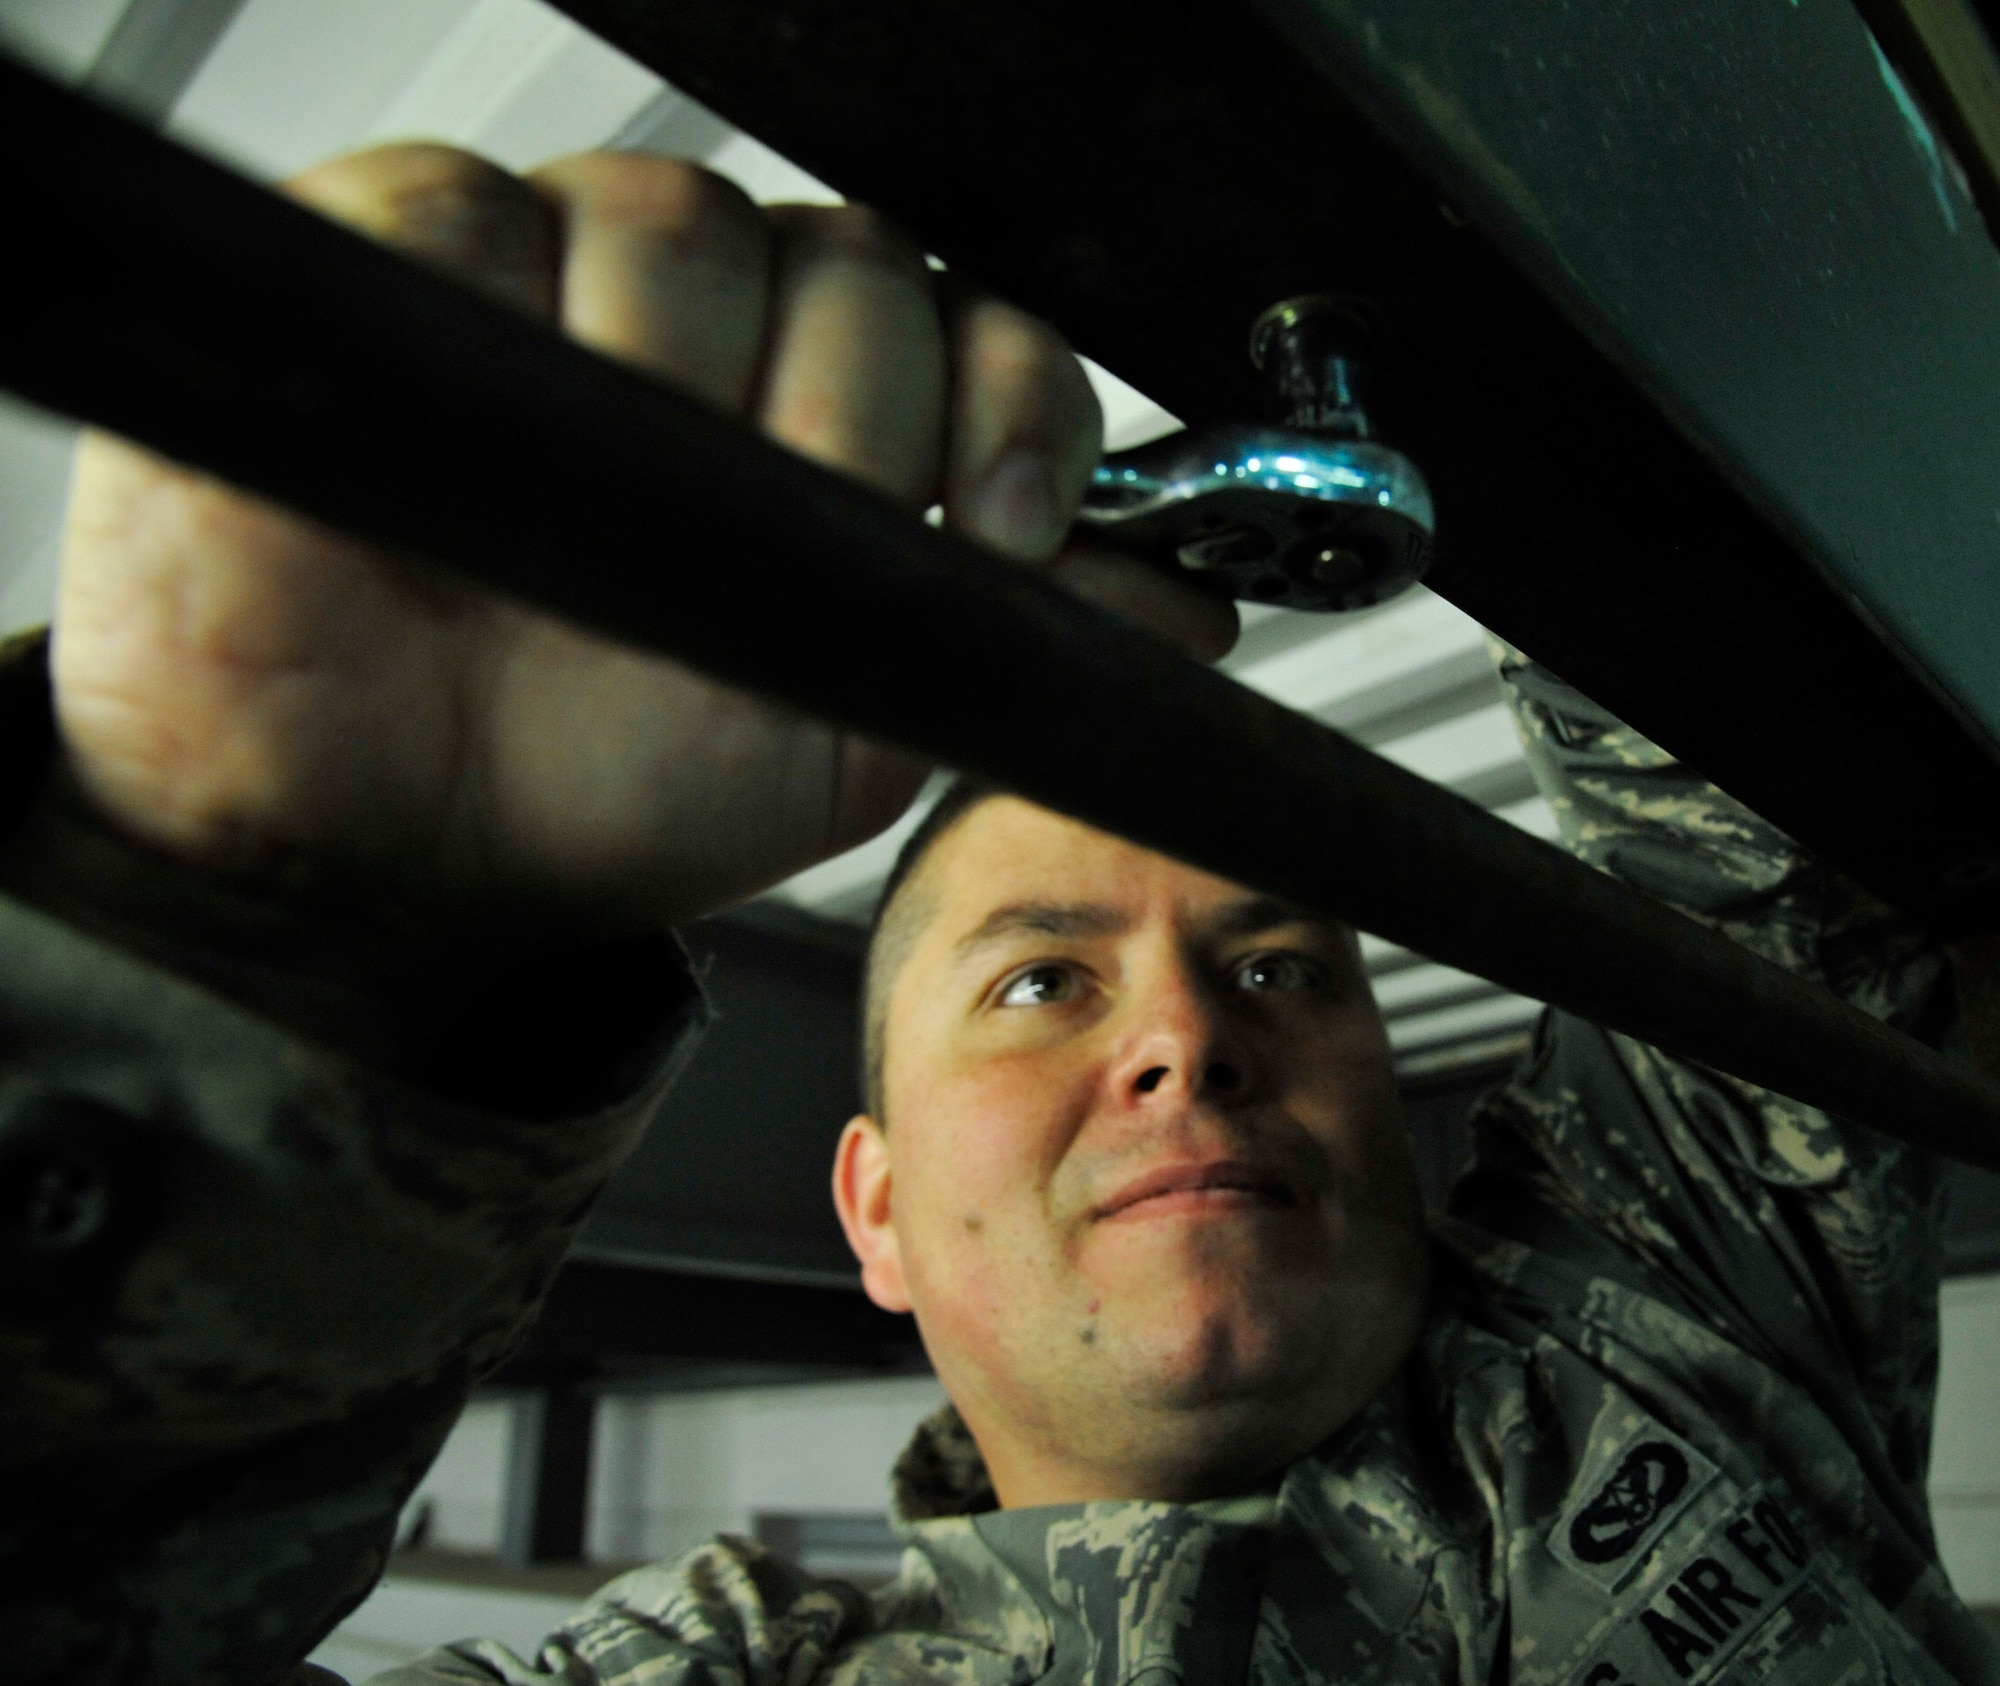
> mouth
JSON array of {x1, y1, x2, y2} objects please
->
[{"x1": 1091, "y1": 1159, "x2": 1302, "y2": 1223}]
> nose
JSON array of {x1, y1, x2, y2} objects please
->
[
  {"x1": 1113, "y1": 964, "x2": 1259, "y2": 1109},
  {"x1": 1133, "y1": 1059, "x2": 1244, "y2": 1097}
]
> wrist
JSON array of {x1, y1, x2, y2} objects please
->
[{"x1": 2, "y1": 715, "x2": 690, "y2": 1116}]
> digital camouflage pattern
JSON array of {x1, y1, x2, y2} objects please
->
[
  {"x1": 355, "y1": 649, "x2": 2000, "y2": 1686},
  {"x1": 1, "y1": 629, "x2": 1995, "y2": 1686},
  {"x1": 0, "y1": 637, "x2": 705, "y2": 1686}
]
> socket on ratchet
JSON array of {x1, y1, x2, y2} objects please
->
[{"x1": 1077, "y1": 297, "x2": 1435, "y2": 613}]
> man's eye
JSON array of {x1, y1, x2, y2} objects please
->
[
  {"x1": 998, "y1": 964, "x2": 1079, "y2": 1007},
  {"x1": 1234, "y1": 952, "x2": 1329, "y2": 994}
]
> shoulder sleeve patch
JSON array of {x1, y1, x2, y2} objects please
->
[{"x1": 1550, "y1": 1419, "x2": 1719, "y2": 1592}]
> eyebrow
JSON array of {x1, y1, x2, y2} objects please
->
[
  {"x1": 1204, "y1": 894, "x2": 1344, "y2": 941},
  {"x1": 949, "y1": 894, "x2": 1344, "y2": 960},
  {"x1": 951, "y1": 901, "x2": 1131, "y2": 956}
]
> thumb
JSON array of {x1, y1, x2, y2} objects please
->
[{"x1": 1045, "y1": 543, "x2": 1241, "y2": 663}]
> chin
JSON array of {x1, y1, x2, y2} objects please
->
[
  {"x1": 1114, "y1": 1238, "x2": 1429, "y2": 1437},
  {"x1": 1114, "y1": 1290, "x2": 1334, "y2": 1409}
]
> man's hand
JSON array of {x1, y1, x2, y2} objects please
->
[{"x1": 53, "y1": 145, "x2": 1234, "y2": 935}]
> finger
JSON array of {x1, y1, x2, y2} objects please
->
[
  {"x1": 940, "y1": 293, "x2": 1102, "y2": 562},
  {"x1": 756, "y1": 205, "x2": 946, "y2": 505},
  {"x1": 830, "y1": 738, "x2": 932, "y2": 855},
  {"x1": 529, "y1": 153, "x2": 773, "y2": 410},
  {"x1": 1046, "y1": 545, "x2": 1241, "y2": 663},
  {"x1": 286, "y1": 143, "x2": 557, "y2": 318}
]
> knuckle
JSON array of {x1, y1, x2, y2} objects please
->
[
  {"x1": 959, "y1": 299, "x2": 1100, "y2": 445},
  {"x1": 533, "y1": 151, "x2": 761, "y2": 243},
  {"x1": 772, "y1": 201, "x2": 927, "y2": 274},
  {"x1": 286, "y1": 144, "x2": 553, "y2": 303},
  {"x1": 970, "y1": 301, "x2": 1057, "y2": 381},
  {"x1": 964, "y1": 299, "x2": 1081, "y2": 391}
]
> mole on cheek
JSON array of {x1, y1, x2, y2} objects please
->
[
  {"x1": 1080, "y1": 1324, "x2": 1097, "y2": 1346},
  {"x1": 962, "y1": 1214, "x2": 984, "y2": 1233}
]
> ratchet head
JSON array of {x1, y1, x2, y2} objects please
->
[
  {"x1": 1080, "y1": 295, "x2": 1434, "y2": 614},
  {"x1": 1079, "y1": 425, "x2": 1433, "y2": 611}
]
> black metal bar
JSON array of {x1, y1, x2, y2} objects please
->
[
  {"x1": 4, "y1": 58, "x2": 2000, "y2": 1166},
  {"x1": 509, "y1": 1261, "x2": 926, "y2": 1371},
  {"x1": 547, "y1": 0, "x2": 2000, "y2": 939},
  {"x1": 498, "y1": 1381, "x2": 596, "y2": 1566}
]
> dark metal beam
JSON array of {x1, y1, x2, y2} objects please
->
[
  {"x1": 498, "y1": 1380, "x2": 596, "y2": 1566},
  {"x1": 5, "y1": 58, "x2": 2000, "y2": 1167},
  {"x1": 545, "y1": 0, "x2": 2000, "y2": 939},
  {"x1": 507, "y1": 1261, "x2": 925, "y2": 1373}
]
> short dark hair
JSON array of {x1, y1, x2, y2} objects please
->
[{"x1": 858, "y1": 776, "x2": 1001, "y2": 1119}]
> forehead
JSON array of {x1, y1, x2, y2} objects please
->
[{"x1": 917, "y1": 797, "x2": 1305, "y2": 934}]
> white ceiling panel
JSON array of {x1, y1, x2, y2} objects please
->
[
  {"x1": 1371, "y1": 961, "x2": 1489, "y2": 1013},
  {"x1": 0, "y1": 395, "x2": 78, "y2": 635},
  {"x1": 358, "y1": 0, "x2": 657, "y2": 170},
  {"x1": 1226, "y1": 588, "x2": 1486, "y2": 716},
  {"x1": 1493, "y1": 795, "x2": 1559, "y2": 840},
  {"x1": 1087, "y1": 369, "x2": 1182, "y2": 453},
  {"x1": 168, "y1": 0, "x2": 476, "y2": 178},
  {"x1": 1373, "y1": 702, "x2": 1521, "y2": 791},
  {"x1": 1388, "y1": 992, "x2": 1543, "y2": 1056},
  {"x1": 0, "y1": 0, "x2": 129, "y2": 80},
  {"x1": 360, "y1": 0, "x2": 589, "y2": 149}
]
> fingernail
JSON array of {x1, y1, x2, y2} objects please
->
[{"x1": 965, "y1": 449, "x2": 1063, "y2": 560}]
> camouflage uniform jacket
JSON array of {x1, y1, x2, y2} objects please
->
[
  {"x1": 0, "y1": 626, "x2": 1993, "y2": 1686},
  {"x1": 373, "y1": 651, "x2": 2000, "y2": 1686}
]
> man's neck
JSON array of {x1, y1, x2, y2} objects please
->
[{"x1": 975, "y1": 1416, "x2": 1301, "y2": 1510}]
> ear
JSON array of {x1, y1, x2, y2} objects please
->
[{"x1": 833, "y1": 1115, "x2": 911, "y2": 1313}]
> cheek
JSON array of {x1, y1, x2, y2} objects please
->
[
  {"x1": 894, "y1": 1040, "x2": 1098, "y2": 1211},
  {"x1": 1343, "y1": 1061, "x2": 1420, "y2": 1196},
  {"x1": 889, "y1": 1055, "x2": 1098, "y2": 1326},
  {"x1": 1285, "y1": 1018, "x2": 1404, "y2": 1156}
]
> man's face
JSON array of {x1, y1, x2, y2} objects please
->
[{"x1": 834, "y1": 798, "x2": 1429, "y2": 1505}]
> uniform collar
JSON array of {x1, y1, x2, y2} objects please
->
[{"x1": 883, "y1": 1393, "x2": 1441, "y2": 1686}]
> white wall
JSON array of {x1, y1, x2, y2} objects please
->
[
  {"x1": 1934, "y1": 1273, "x2": 2000, "y2": 1603},
  {"x1": 315, "y1": 1374, "x2": 946, "y2": 1679},
  {"x1": 399, "y1": 1373, "x2": 947, "y2": 1563},
  {"x1": 586, "y1": 1374, "x2": 948, "y2": 1564},
  {"x1": 408, "y1": 1394, "x2": 518, "y2": 1554}
]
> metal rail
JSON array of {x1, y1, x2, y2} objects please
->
[{"x1": 4, "y1": 57, "x2": 2000, "y2": 1165}]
